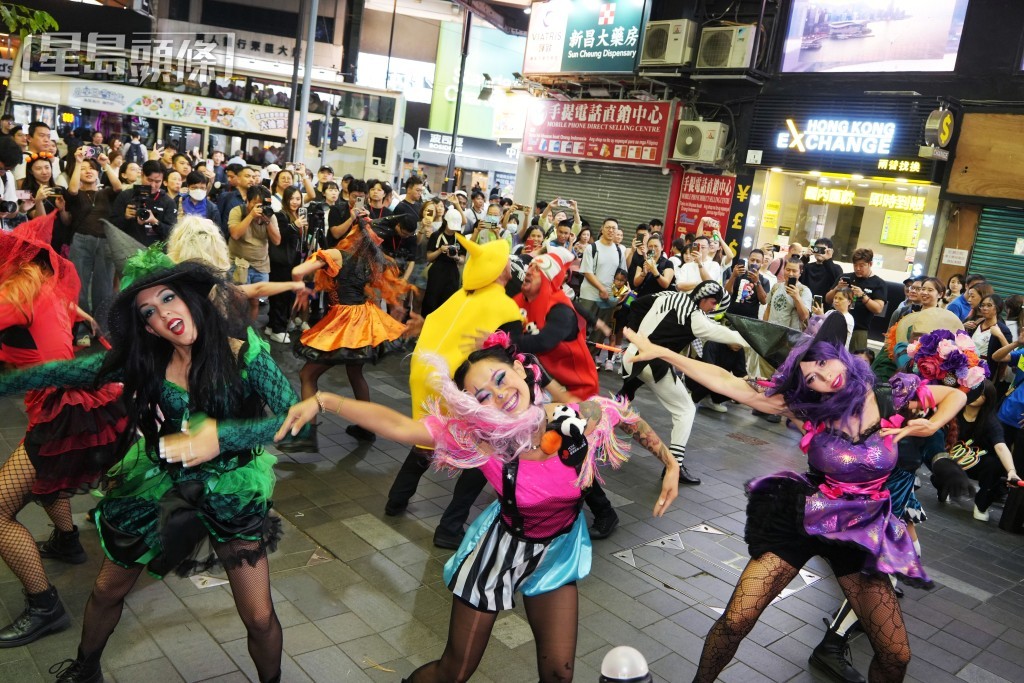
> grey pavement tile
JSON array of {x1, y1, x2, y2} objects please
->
[
  {"x1": 110, "y1": 656, "x2": 187, "y2": 683},
  {"x1": 719, "y1": 659, "x2": 776, "y2": 683},
  {"x1": 282, "y1": 622, "x2": 334, "y2": 656},
  {"x1": 196, "y1": 673, "x2": 252, "y2": 683},
  {"x1": 648, "y1": 651, "x2": 699, "y2": 682},
  {"x1": 222, "y1": 638, "x2": 313, "y2": 683},
  {"x1": 339, "y1": 583, "x2": 413, "y2": 632},
  {"x1": 150, "y1": 622, "x2": 238, "y2": 681},
  {"x1": 957, "y1": 662, "x2": 1013, "y2": 683},
  {"x1": 315, "y1": 612, "x2": 376, "y2": 644},
  {"x1": 347, "y1": 553, "x2": 422, "y2": 594},
  {"x1": 910, "y1": 637, "x2": 970, "y2": 674},
  {"x1": 293, "y1": 645, "x2": 374, "y2": 683},
  {"x1": 0, "y1": 658, "x2": 44, "y2": 683},
  {"x1": 907, "y1": 657, "x2": 974, "y2": 683},
  {"x1": 337, "y1": 633, "x2": 403, "y2": 672},
  {"x1": 734, "y1": 638, "x2": 804, "y2": 682},
  {"x1": 378, "y1": 619, "x2": 445, "y2": 657}
]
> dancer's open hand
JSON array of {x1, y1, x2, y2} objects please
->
[
  {"x1": 623, "y1": 328, "x2": 667, "y2": 364},
  {"x1": 879, "y1": 417, "x2": 938, "y2": 444},
  {"x1": 655, "y1": 462, "x2": 679, "y2": 517},
  {"x1": 275, "y1": 397, "x2": 320, "y2": 441},
  {"x1": 159, "y1": 417, "x2": 220, "y2": 467}
]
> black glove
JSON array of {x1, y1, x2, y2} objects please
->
[{"x1": 930, "y1": 456, "x2": 976, "y2": 501}]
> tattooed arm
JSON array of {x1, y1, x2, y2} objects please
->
[
  {"x1": 578, "y1": 400, "x2": 678, "y2": 517},
  {"x1": 618, "y1": 416, "x2": 678, "y2": 517}
]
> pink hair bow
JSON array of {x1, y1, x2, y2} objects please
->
[
  {"x1": 799, "y1": 421, "x2": 826, "y2": 454},
  {"x1": 880, "y1": 414, "x2": 905, "y2": 451}
]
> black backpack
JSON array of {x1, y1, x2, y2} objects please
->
[{"x1": 125, "y1": 142, "x2": 145, "y2": 165}]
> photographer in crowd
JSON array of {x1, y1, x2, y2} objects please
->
[
  {"x1": 826, "y1": 247, "x2": 886, "y2": 350},
  {"x1": 228, "y1": 185, "x2": 281, "y2": 319},
  {"x1": 110, "y1": 160, "x2": 178, "y2": 246},
  {"x1": 801, "y1": 237, "x2": 843, "y2": 303}
]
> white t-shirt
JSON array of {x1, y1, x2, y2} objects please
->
[
  {"x1": 677, "y1": 258, "x2": 722, "y2": 288},
  {"x1": 579, "y1": 240, "x2": 626, "y2": 301}
]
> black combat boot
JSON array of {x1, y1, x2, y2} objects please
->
[
  {"x1": 0, "y1": 585, "x2": 71, "y2": 648},
  {"x1": 809, "y1": 615, "x2": 866, "y2": 683},
  {"x1": 38, "y1": 525, "x2": 88, "y2": 564},
  {"x1": 49, "y1": 648, "x2": 103, "y2": 683}
]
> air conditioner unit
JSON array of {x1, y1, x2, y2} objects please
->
[
  {"x1": 695, "y1": 25, "x2": 757, "y2": 70},
  {"x1": 639, "y1": 19, "x2": 697, "y2": 67},
  {"x1": 672, "y1": 121, "x2": 729, "y2": 163}
]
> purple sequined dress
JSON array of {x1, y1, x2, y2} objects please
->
[{"x1": 746, "y1": 405, "x2": 931, "y2": 587}]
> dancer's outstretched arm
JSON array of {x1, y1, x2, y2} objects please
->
[
  {"x1": 275, "y1": 392, "x2": 434, "y2": 447},
  {"x1": 624, "y1": 328, "x2": 790, "y2": 416}
]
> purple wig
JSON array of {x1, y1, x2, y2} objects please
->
[{"x1": 770, "y1": 339, "x2": 876, "y2": 429}]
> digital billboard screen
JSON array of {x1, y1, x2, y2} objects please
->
[{"x1": 781, "y1": 0, "x2": 970, "y2": 73}]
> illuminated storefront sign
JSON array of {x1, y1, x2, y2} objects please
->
[
  {"x1": 804, "y1": 187, "x2": 856, "y2": 205},
  {"x1": 869, "y1": 192, "x2": 926, "y2": 212},
  {"x1": 776, "y1": 118, "x2": 896, "y2": 155},
  {"x1": 876, "y1": 158, "x2": 922, "y2": 173}
]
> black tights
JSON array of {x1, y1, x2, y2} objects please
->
[
  {"x1": 409, "y1": 584, "x2": 579, "y2": 683},
  {"x1": 693, "y1": 553, "x2": 910, "y2": 683},
  {"x1": 299, "y1": 362, "x2": 370, "y2": 403},
  {"x1": 78, "y1": 540, "x2": 282, "y2": 682},
  {"x1": 0, "y1": 444, "x2": 74, "y2": 595}
]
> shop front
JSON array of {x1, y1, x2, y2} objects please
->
[
  {"x1": 524, "y1": 98, "x2": 677, "y2": 234},
  {"x1": 410, "y1": 128, "x2": 519, "y2": 194},
  {"x1": 742, "y1": 97, "x2": 946, "y2": 286}
]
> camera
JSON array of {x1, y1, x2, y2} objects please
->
[
  {"x1": 0, "y1": 200, "x2": 17, "y2": 213},
  {"x1": 261, "y1": 199, "x2": 274, "y2": 217},
  {"x1": 446, "y1": 245, "x2": 459, "y2": 258},
  {"x1": 132, "y1": 187, "x2": 153, "y2": 221},
  {"x1": 811, "y1": 245, "x2": 827, "y2": 255}
]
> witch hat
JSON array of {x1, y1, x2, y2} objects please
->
[
  {"x1": 102, "y1": 219, "x2": 147, "y2": 276},
  {"x1": 725, "y1": 314, "x2": 807, "y2": 369}
]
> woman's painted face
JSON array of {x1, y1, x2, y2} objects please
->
[
  {"x1": 966, "y1": 288, "x2": 981, "y2": 306},
  {"x1": 463, "y1": 358, "x2": 530, "y2": 415},
  {"x1": 30, "y1": 159, "x2": 52, "y2": 184},
  {"x1": 799, "y1": 358, "x2": 847, "y2": 393},
  {"x1": 918, "y1": 282, "x2": 940, "y2": 308},
  {"x1": 136, "y1": 286, "x2": 197, "y2": 346}
]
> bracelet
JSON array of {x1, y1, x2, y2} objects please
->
[
  {"x1": 315, "y1": 391, "x2": 326, "y2": 414},
  {"x1": 334, "y1": 394, "x2": 345, "y2": 416}
]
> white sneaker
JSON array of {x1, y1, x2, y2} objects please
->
[
  {"x1": 973, "y1": 505, "x2": 990, "y2": 522},
  {"x1": 699, "y1": 397, "x2": 728, "y2": 413},
  {"x1": 604, "y1": 358, "x2": 615, "y2": 372},
  {"x1": 267, "y1": 331, "x2": 290, "y2": 344}
]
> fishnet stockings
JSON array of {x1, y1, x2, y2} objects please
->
[
  {"x1": 0, "y1": 444, "x2": 73, "y2": 595},
  {"x1": 409, "y1": 584, "x2": 579, "y2": 683},
  {"x1": 836, "y1": 573, "x2": 911, "y2": 682},
  {"x1": 693, "y1": 553, "x2": 800, "y2": 683},
  {"x1": 78, "y1": 542, "x2": 281, "y2": 682}
]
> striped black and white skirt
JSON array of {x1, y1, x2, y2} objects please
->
[{"x1": 443, "y1": 501, "x2": 592, "y2": 612}]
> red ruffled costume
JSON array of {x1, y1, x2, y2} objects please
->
[
  {"x1": 0, "y1": 212, "x2": 128, "y2": 501},
  {"x1": 514, "y1": 251, "x2": 599, "y2": 399}
]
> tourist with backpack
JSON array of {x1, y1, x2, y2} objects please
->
[
  {"x1": 123, "y1": 131, "x2": 147, "y2": 167},
  {"x1": 578, "y1": 218, "x2": 626, "y2": 362}
]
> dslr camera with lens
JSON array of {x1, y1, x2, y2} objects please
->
[
  {"x1": 811, "y1": 245, "x2": 828, "y2": 255},
  {"x1": 0, "y1": 200, "x2": 18, "y2": 213},
  {"x1": 132, "y1": 186, "x2": 153, "y2": 221},
  {"x1": 446, "y1": 245, "x2": 459, "y2": 258},
  {"x1": 261, "y1": 198, "x2": 274, "y2": 217}
]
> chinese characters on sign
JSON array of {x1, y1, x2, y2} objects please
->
[
  {"x1": 868, "y1": 192, "x2": 926, "y2": 212},
  {"x1": 675, "y1": 173, "x2": 737, "y2": 235},
  {"x1": 804, "y1": 187, "x2": 856, "y2": 205},
  {"x1": 199, "y1": 33, "x2": 297, "y2": 58},
  {"x1": 23, "y1": 33, "x2": 233, "y2": 86},
  {"x1": 523, "y1": 0, "x2": 648, "y2": 75},
  {"x1": 416, "y1": 128, "x2": 519, "y2": 164},
  {"x1": 521, "y1": 99, "x2": 673, "y2": 167},
  {"x1": 876, "y1": 158, "x2": 922, "y2": 173}
]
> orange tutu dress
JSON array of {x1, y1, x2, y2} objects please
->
[{"x1": 293, "y1": 250, "x2": 407, "y2": 365}]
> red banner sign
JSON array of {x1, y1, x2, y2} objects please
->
[
  {"x1": 675, "y1": 172, "x2": 736, "y2": 236},
  {"x1": 522, "y1": 99, "x2": 674, "y2": 167}
]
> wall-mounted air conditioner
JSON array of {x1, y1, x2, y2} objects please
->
[
  {"x1": 695, "y1": 25, "x2": 757, "y2": 70},
  {"x1": 639, "y1": 19, "x2": 697, "y2": 68},
  {"x1": 672, "y1": 121, "x2": 729, "y2": 163}
]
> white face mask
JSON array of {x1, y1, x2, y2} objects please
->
[
  {"x1": 189, "y1": 188, "x2": 207, "y2": 201},
  {"x1": 431, "y1": 220, "x2": 443, "y2": 231}
]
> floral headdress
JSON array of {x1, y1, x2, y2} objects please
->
[{"x1": 906, "y1": 329, "x2": 989, "y2": 391}]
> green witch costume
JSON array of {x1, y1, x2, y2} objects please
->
[{"x1": 0, "y1": 248, "x2": 300, "y2": 579}]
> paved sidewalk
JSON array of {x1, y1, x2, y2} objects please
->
[{"x1": 1, "y1": 344, "x2": 1023, "y2": 682}]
